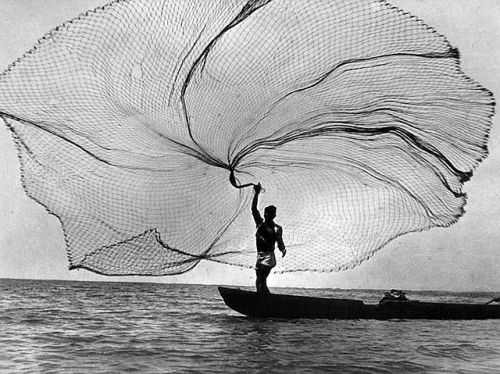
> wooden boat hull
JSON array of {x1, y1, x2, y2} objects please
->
[{"x1": 218, "y1": 287, "x2": 500, "y2": 320}]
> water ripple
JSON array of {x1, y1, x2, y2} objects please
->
[{"x1": 1, "y1": 279, "x2": 499, "y2": 373}]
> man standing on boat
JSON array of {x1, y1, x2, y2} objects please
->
[{"x1": 252, "y1": 183, "x2": 286, "y2": 294}]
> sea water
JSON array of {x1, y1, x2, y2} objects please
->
[{"x1": 0, "y1": 279, "x2": 499, "y2": 373}]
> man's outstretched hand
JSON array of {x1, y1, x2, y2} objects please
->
[
  {"x1": 253, "y1": 183, "x2": 262, "y2": 194},
  {"x1": 281, "y1": 249, "x2": 287, "y2": 258}
]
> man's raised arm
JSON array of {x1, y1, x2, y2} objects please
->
[{"x1": 252, "y1": 183, "x2": 263, "y2": 225}]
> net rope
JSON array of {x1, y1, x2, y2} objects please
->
[{"x1": 0, "y1": 0, "x2": 494, "y2": 275}]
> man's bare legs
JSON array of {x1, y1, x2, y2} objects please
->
[{"x1": 256, "y1": 265, "x2": 272, "y2": 294}]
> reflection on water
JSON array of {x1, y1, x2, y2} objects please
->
[{"x1": 0, "y1": 279, "x2": 499, "y2": 373}]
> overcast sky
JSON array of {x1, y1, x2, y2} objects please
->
[{"x1": 0, "y1": 0, "x2": 499, "y2": 291}]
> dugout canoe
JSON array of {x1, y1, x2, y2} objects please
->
[{"x1": 218, "y1": 287, "x2": 500, "y2": 320}]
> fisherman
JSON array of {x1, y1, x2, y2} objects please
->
[{"x1": 252, "y1": 183, "x2": 286, "y2": 294}]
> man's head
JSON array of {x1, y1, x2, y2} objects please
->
[{"x1": 264, "y1": 205, "x2": 277, "y2": 221}]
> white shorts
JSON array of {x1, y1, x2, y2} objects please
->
[{"x1": 256, "y1": 251, "x2": 276, "y2": 269}]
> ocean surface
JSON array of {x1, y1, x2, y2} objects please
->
[{"x1": 0, "y1": 279, "x2": 499, "y2": 373}]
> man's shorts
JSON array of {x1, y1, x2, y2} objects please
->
[{"x1": 256, "y1": 251, "x2": 276, "y2": 269}]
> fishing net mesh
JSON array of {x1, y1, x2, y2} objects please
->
[{"x1": 0, "y1": 0, "x2": 493, "y2": 275}]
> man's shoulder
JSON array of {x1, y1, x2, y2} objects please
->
[{"x1": 254, "y1": 216, "x2": 264, "y2": 226}]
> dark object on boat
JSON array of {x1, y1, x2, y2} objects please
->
[
  {"x1": 486, "y1": 297, "x2": 500, "y2": 305},
  {"x1": 379, "y1": 289, "x2": 408, "y2": 303},
  {"x1": 218, "y1": 287, "x2": 500, "y2": 320}
]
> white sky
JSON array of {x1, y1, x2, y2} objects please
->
[{"x1": 0, "y1": 0, "x2": 499, "y2": 291}]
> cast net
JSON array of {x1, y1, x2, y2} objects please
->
[{"x1": 0, "y1": 0, "x2": 494, "y2": 275}]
